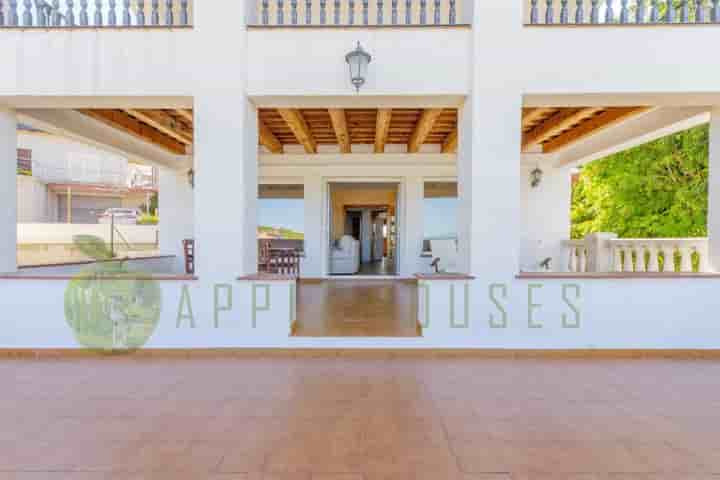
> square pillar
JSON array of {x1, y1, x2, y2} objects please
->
[
  {"x1": 158, "y1": 165, "x2": 194, "y2": 274},
  {"x1": 708, "y1": 107, "x2": 720, "y2": 271},
  {"x1": 193, "y1": 98, "x2": 258, "y2": 281},
  {"x1": 401, "y1": 175, "x2": 424, "y2": 276},
  {"x1": 459, "y1": 2, "x2": 524, "y2": 279},
  {"x1": 303, "y1": 174, "x2": 324, "y2": 277},
  {"x1": 0, "y1": 108, "x2": 17, "y2": 274}
]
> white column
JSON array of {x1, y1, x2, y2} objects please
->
[
  {"x1": 158, "y1": 165, "x2": 194, "y2": 273},
  {"x1": 193, "y1": 99, "x2": 258, "y2": 281},
  {"x1": 192, "y1": 1, "x2": 256, "y2": 281},
  {"x1": 461, "y1": 3, "x2": 523, "y2": 279},
  {"x1": 0, "y1": 108, "x2": 17, "y2": 274},
  {"x1": 401, "y1": 175, "x2": 424, "y2": 276},
  {"x1": 303, "y1": 173, "x2": 324, "y2": 277},
  {"x1": 708, "y1": 107, "x2": 720, "y2": 272}
]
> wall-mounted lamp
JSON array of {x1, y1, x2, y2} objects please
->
[
  {"x1": 187, "y1": 168, "x2": 195, "y2": 189},
  {"x1": 345, "y1": 42, "x2": 372, "y2": 93},
  {"x1": 530, "y1": 166, "x2": 543, "y2": 188}
]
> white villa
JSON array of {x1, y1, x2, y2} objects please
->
[{"x1": 1, "y1": 0, "x2": 720, "y2": 350}]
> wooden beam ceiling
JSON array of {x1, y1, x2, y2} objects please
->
[
  {"x1": 522, "y1": 107, "x2": 601, "y2": 150},
  {"x1": 175, "y1": 108, "x2": 193, "y2": 123},
  {"x1": 374, "y1": 109, "x2": 392, "y2": 153},
  {"x1": 277, "y1": 108, "x2": 317, "y2": 154},
  {"x1": 328, "y1": 109, "x2": 351, "y2": 154},
  {"x1": 544, "y1": 107, "x2": 651, "y2": 154},
  {"x1": 77, "y1": 109, "x2": 187, "y2": 155},
  {"x1": 521, "y1": 107, "x2": 557, "y2": 129},
  {"x1": 259, "y1": 118, "x2": 283, "y2": 154},
  {"x1": 408, "y1": 108, "x2": 444, "y2": 153},
  {"x1": 124, "y1": 109, "x2": 193, "y2": 145},
  {"x1": 441, "y1": 128, "x2": 458, "y2": 154}
]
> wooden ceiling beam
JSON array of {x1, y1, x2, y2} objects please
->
[
  {"x1": 374, "y1": 109, "x2": 392, "y2": 153},
  {"x1": 328, "y1": 108, "x2": 351, "y2": 154},
  {"x1": 175, "y1": 108, "x2": 193, "y2": 123},
  {"x1": 77, "y1": 109, "x2": 187, "y2": 155},
  {"x1": 124, "y1": 109, "x2": 194, "y2": 145},
  {"x1": 258, "y1": 118, "x2": 283, "y2": 154},
  {"x1": 408, "y1": 108, "x2": 443, "y2": 153},
  {"x1": 521, "y1": 107, "x2": 557, "y2": 129},
  {"x1": 522, "y1": 107, "x2": 602, "y2": 150},
  {"x1": 545, "y1": 107, "x2": 651, "y2": 154},
  {"x1": 441, "y1": 128, "x2": 458, "y2": 154},
  {"x1": 277, "y1": 108, "x2": 317, "y2": 154}
]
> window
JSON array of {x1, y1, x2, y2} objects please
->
[
  {"x1": 258, "y1": 184, "x2": 305, "y2": 250},
  {"x1": 423, "y1": 182, "x2": 458, "y2": 252}
]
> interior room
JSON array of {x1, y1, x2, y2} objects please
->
[{"x1": 328, "y1": 182, "x2": 398, "y2": 276}]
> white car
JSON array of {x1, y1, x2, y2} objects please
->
[{"x1": 98, "y1": 208, "x2": 140, "y2": 225}]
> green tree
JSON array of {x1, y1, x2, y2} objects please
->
[{"x1": 571, "y1": 125, "x2": 708, "y2": 239}]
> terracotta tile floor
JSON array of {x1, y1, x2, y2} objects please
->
[{"x1": 2, "y1": 356, "x2": 720, "y2": 479}]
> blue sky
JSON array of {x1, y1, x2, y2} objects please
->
[
  {"x1": 258, "y1": 199, "x2": 305, "y2": 232},
  {"x1": 258, "y1": 197, "x2": 459, "y2": 238}
]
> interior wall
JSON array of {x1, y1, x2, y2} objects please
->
[{"x1": 330, "y1": 185, "x2": 397, "y2": 242}]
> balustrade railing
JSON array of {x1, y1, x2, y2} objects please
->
[
  {"x1": 255, "y1": 0, "x2": 461, "y2": 25},
  {"x1": 0, "y1": 0, "x2": 192, "y2": 27},
  {"x1": 563, "y1": 234, "x2": 711, "y2": 274},
  {"x1": 527, "y1": 0, "x2": 720, "y2": 24}
]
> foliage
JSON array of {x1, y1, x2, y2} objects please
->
[
  {"x1": 258, "y1": 225, "x2": 304, "y2": 240},
  {"x1": 17, "y1": 168, "x2": 32, "y2": 176},
  {"x1": 138, "y1": 214, "x2": 159, "y2": 225},
  {"x1": 571, "y1": 125, "x2": 708, "y2": 239},
  {"x1": 141, "y1": 193, "x2": 158, "y2": 215}
]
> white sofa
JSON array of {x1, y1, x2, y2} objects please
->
[{"x1": 330, "y1": 235, "x2": 360, "y2": 274}]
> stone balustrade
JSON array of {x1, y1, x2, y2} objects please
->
[
  {"x1": 563, "y1": 234, "x2": 711, "y2": 274},
  {"x1": 0, "y1": 0, "x2": 191, "y2": 27},
  {"x1": 528, "y1": 0, "x2": 720, "y2": 25},
  {"x1": 255, "y1": 0, "x2": 461, "y2": 26}
]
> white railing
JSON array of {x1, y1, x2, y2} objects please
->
[
  {"x1": 609, "y1": 238, "x2": 709, "y2": 273},
  {"x1": 563, "y1": 239, "x2": 589, "y2": 273},
  {"x1": 254, "y1": 0, "x2": 463, "y2": 26},
  {"x1": 33, "y1": 162, "x2": 127, "y2": 187},
  {"x1": 527, "y1": 0, "x2": 720, "y2": 25},
  {"x1": 563, "y1": 233, "x2": 711, "y2": 274},
  {"x1": 0, "y1": 0, "x2": 192, "y2": 28}
]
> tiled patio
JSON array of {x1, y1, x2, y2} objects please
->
[{"x1": 2, "y1": 355, "x2": 720, "y2": 479}]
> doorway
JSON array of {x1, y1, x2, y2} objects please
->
[{"x1": 327, "y1": 182, "x2": 399, "y2": 276}]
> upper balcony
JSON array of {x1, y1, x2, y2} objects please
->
[
  {"x1": 524, "y1": 0, "x2": 720, "y2": 25},
  {"x1": 0, "y1": 0, "x2": 192, "y2": 27}
]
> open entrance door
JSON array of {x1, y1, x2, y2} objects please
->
[{"x1": 326, "y1": 181, "x2": 399, "y2": 277}]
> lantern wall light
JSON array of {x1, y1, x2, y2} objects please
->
[{"x1": 345, "y1": 42, "x2": 372, "y2": 93}]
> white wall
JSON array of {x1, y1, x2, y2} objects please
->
[
  {"x1": 18, "y1": 223, "x2": 159, "y2": 244},
  {"x1": 20, "y1": 131, "x2": 128, "y2": 186},
  {"x1": 519, "y1": 164, "x2": 572, "y2": 272},
  {"x1": 17, "y1": 175, "x2": 49, "y2": 223},
  {"x1": 0, "y1": 108, "x2": 17, "y2": 273},
  {"x1": 158, "y1": 166, "x2": 194, "y2": 273},
  {"x1": 260, "y1": 153, "x2": 456, "y2": 277}
]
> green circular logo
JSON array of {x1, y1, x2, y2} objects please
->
[{"x1": 63, "y1": 236, "x2": 162, "y2": 352}]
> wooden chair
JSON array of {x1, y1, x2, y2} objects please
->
[
  {"x1": 258, "y1": 239, "x2": 272, "y2": 272},
  {"x1": 182, "y1": 239, "x2": 195, "y2": 274},
  {"x1": 268, "y1": 250, "x2": 300, "y2": 277}
]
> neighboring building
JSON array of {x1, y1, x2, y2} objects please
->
[{"x1": 16, "y1": 128, "x2": 157, "y2": 224}]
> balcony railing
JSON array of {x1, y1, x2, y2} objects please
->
[
  {"x1": 564, "y1": 234, "x2": 711, "y2": 274},
  {"x1": 0, "y1": 0, "x2": 192, "y2": 27},
  {"x1": 527, "y1": 0, "x2": 720, "y2": 25},
  {"x1": 253, "y1": 0, "x2": 462, "y2": 26}
]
